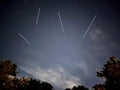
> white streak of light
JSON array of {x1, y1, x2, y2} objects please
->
[
  {"x1": 82, "y1": 15, "x2": 97, "y2": 39},
  {"x1": 58, "y1": 12, "x2": 64, "y2": 32},
  {"x1": 36, "y1": 8, "x2": 40, "y2": 24},
  {"x1": 18, "y1": 33, "x2": 31, "y2": 46}
]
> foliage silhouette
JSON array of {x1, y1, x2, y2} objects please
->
[
  {"x1": 1, "y1": 56, "x2": 119, "y2": 90},
  {"x1": 0, "y1": 60, "x2": 17, "y2": 90},
  {"x1": 65, "y1": 85, "x2": 89, "y2": 90},
  {"x1": 23, "y1": 78, "x2": 53, "y2": 90},
  {"x1": 94, "y1": 56, "x2": 120, "y2": 90},
  {"x1": 0, "y1": 60, "x2": 53, "y2": 90}
]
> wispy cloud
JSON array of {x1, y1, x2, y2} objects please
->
[
  {"x1": 89, "y1": 28, "x2": 105, "y2": 40},
  {"x1": 88, "y1": 27, "x2": 120, "y2": 57},
  {"x1": 19, "y1": 63, "x2": 81, "y2": 89}
]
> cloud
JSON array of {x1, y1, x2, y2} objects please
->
[
  {"x1": 88, "y1": 27, "x2": 120, "y2": 57},
  {"x1": 19, "y1": 62, "x2": 81, "y2": 89},
  {"x1": 89, "y1": 28, "x2": 105, "y2": 40},
  {"x1": 17, "y1": 25, "x2": 120, "y2": 89}
]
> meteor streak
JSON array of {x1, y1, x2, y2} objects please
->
[
  {"x1": 36, "y1": 8, "x2": 40, "y2": 24},
  {"x1": 82, "y1": 15, "x2": 97, "y2": 39},
  {"x1": 58, "y1": 12, "x2": 64, "y2": 32},
  {"x1": 18, "y1": 33, "x2": 31, "y2": 46}
]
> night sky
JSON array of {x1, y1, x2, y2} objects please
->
[{"x1": 0, "y1": 0, "x2": 120, "y2": 89}]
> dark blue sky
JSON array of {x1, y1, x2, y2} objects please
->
[{"x1": 0, "y1": 0, "x2": 120, "y2": 89}]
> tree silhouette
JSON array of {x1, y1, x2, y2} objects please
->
[
  {"x1": 0, "y1": 60, "x2": 53, "y2": 90},
  {"x1": 0, "y1": 60, "x2": 17, "y2": 90},
  {"x1": 95, "y1": 56, "x2": 120, "y2": 90},
  {"x1": 93, "y1": 84, "x2": 105, "y2": 90},
  {"x1": 0, "y1": 60, "x2": 17, "y2": 77},
  {"x1": 65, "y1": 88, "x2": 71, "y2": 90},
  {"x1": 23, "y1": 78, "x2": 53, "y2": 90},
  {"x1": 65, "y1": 85, "x2": 89, "y2": 90},
  {"x1": 39, "y1": 82, "x2": 53, "y2": 90}
]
